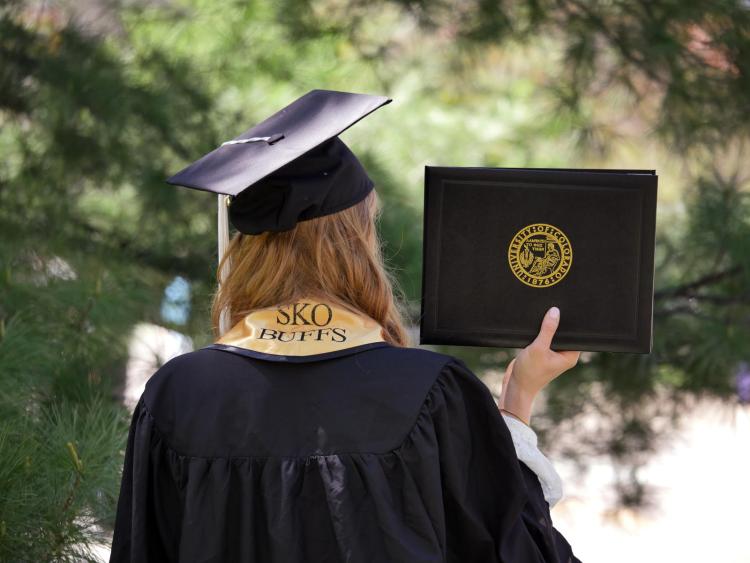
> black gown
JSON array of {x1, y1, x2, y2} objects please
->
[{"x1": 109, "y1": 301, "x2": 580, "y2": 562}]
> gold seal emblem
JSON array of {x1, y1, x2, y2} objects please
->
[{"x1": 507, "y1": 223, "x2": 572, "y2": 287}]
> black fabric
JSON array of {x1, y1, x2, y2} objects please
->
[
  {"x1": 164, "y1": 89, "x2": 391, "y2": 235},
  {"x1": 206, "y1": 340, "x2": 393, "y2": 363},
  {"x1": 228, "y1": 137, "x2": 374, "y2": 235},
  {"x1": 109, "y1": 345, "x2": 580, "y2": 562}
]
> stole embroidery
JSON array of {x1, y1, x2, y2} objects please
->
[{"x1": 215, "y1": 299, "x2": 386, "y2": 356}]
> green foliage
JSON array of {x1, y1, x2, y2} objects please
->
[
  {"x1": 0, "y1": 231, "x2": 166, "y2": 558},
  {"x1": 0, "y1": 395, "x2": 125, "y2": 560},
  {"x1": 389, "y1": 0, "x2": 750, "y2": 148}
]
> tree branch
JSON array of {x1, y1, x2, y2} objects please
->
[{"x1": 654, "y1": 265, "x2": 743, "y2": 299}]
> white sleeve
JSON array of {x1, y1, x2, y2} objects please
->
[{"x1": 501, "y1": 413, "x2": 564, "y2": 508}]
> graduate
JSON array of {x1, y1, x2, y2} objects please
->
[{"x1": 109, "y1": 90, "x2": 583, "y2": 562}]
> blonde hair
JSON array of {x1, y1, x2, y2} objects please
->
[{"x1": 210, "y1": 189, "x2": 411, "y2": 347}]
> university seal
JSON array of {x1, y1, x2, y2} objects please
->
[{"x1": 507, "y1": 223, "x2": 573, "y2": 288}]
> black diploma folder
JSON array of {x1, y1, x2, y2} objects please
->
[{"x1": 420, "y1": 167, "x2": 658, "y2": 353}]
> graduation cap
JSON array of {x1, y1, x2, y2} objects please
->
[{"x1": 165, "y1": 89, "x2": 392, "y2": 333}]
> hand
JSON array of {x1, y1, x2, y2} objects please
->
[{"x1": 499, "y1": 306, "x2": 580, "y2": 425}]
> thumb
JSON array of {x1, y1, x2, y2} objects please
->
[
  {"x1": 502, "y1": 358, "x2": 516, "y2": 389},
  {"x1": 499, "y1": 358, "x2": 516, "y2": 408},
  {"x1": 533, "y1": 306, "x2": 560, "y2": 350}
]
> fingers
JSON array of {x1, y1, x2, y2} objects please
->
[{"x1": 532, "y1": 306, "x2": 560, "y2": 350}]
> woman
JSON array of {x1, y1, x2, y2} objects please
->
[{"x1": 109, "y1": 90, "x2": 582, "y2": 562}]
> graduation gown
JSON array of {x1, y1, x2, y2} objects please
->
[{"x1": 109, "y1": 298, "x2": 580, "y2": 562}]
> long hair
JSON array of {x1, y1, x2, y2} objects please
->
[{"x1": 210, "y1": 189, "x2": 411, "y2": 347}]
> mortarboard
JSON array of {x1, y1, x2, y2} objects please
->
[{"x1": 165, "y1": 89, "x2": 392, "y2": 333}]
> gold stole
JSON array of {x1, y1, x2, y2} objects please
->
[{"x1": 215, "y1": 299, "x2": 386, "y2": 356}]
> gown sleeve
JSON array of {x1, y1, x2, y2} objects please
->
[
  {"x1": 431, "y1": 357, "x2": 581, "y2": 563},
  {"x1": 109, "y1": 395, "x2": 183, "y2": 563}
]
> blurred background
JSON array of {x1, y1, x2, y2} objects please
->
[{"x1": 1, "y1": 0, "x2": 749, "y2": 560}]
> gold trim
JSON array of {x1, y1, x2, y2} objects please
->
[{"x1": 216, "y1": 299, "x2": 386, "y2": 356}]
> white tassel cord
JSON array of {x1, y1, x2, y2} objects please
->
[{"x1": 217, "y1": 194, "x2": 232, "y2": 335}]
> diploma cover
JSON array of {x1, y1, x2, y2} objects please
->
[{"x1": 420, "y1": 167, "x2": 658, "y2": 353}]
